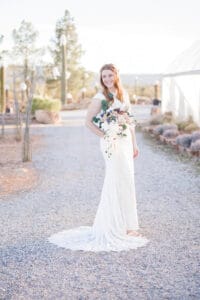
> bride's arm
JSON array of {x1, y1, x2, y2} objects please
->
[
  {"x1": 85, "y1": 98, "x2": 104, "y2": 138},
  {"x1": 129, "y1": 125, "x2": 139, "y2": 158},
  {"x1": 124, "y1": 90, "x2": 139, "y2": 157}
]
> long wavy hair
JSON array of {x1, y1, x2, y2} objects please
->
[{"x1": 100, "y1": 64, "x2": 124, "y2": 103}]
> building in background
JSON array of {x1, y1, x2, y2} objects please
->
[{"x1": 161, "y1": 40, "x2": 200, "y2": 126}]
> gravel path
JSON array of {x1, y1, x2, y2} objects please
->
[{"x1": 0, "y1": 107, "x2": 200, "y2": 300}]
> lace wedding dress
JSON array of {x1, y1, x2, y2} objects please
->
[{"x1": 48, "y1": 91, "x2": 149, "y2": 252}]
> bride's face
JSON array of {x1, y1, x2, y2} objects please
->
[{"x1": 101, "y1": 69, "x2": 115, "y2": 89}]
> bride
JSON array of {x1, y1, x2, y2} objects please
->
[{"x1": 48, "y1": 64, "x2": 149, "y2": 252}]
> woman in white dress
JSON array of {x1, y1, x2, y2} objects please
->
[{"x1": 48, "y1": 64, "x2": 149, "y2": 252}]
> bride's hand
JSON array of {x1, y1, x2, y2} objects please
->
[{"x1": 133, "y1": 146, "x2": 139, "y2": 158}]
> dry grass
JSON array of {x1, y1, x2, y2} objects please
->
[{"x1": 0, "y1": 134, "x2": 43, "y2": 198}]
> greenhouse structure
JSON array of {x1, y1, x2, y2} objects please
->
[{"x1": 161, "y1": 40, "x2": 200, "y2": 126}]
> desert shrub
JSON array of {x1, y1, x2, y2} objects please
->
[
  {"x1": 176, "y1": 120, "x2": 188, "y2": 131},
  {"x1": 175, "y1": 134, "x2": 192, "y2": 148},
  {"x1": 191, "y1": 131, "x2": 200, "y2": 143},
  {"x1": 162, "y1": 111, "x2": 175, "y2": 123},
  {"x1": 153, "y1": 124, "x2": 178, "y2": 135},
  {"x1": 163, "y1": 111, "x2": 173, "y2": 117},
  {"x1": 163, "y1": 129, "x2": 179, "y2": 138},
  {"x1": 184, "y1": 123, "x2": 199, "y2": 132},
  {"x1": 190, "y1": 140, "x2": 200, "y2": 152},
  {"x1": 149, "y1": 115, "x2": 163, "y2": 125},
  {"x1": 32, "y1": 97, "x2": 61, "y2": 114},
  {"x1": 149, "y1": 111, "x2": 176, "y2": 125},
  {"x1": 176, "y1": 115, "x2": 195, "y2": 131}
]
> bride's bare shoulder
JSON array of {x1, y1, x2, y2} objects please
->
[
  {"x1": 93, "y1": 92, "x2": 104, "y2": 101},
  {"x1": 86, "y1": 93, "x2": 103, "y2": 115},
  {"x1": 90, "y1": 92, "x2": 104, "y2": 107}
]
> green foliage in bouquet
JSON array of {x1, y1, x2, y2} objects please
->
[
  {"x1": 101, "y1": 99, "x2": 110, "y2": 112},
  {"x1": 121, "y1": 124, "x2": 127, "y2": 131},
  {"x1": 92, "y1": 96, "x2": 137, "y2": 158}
]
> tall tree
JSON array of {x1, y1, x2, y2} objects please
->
[
  {"x1": 50, "y1": 10, "x2": 89, "y2": 96},
  {"x1": 12, "y1": 20, "x2": 40, "y2": 81}
]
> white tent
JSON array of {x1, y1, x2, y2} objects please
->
[{"x1": 161, "y1": 40, "x2": 200, "y2": 126}]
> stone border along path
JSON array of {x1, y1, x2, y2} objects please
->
[{"x1": 0, "y1": 107, "x2": 199, "y2": 299}]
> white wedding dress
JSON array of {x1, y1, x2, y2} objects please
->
[{"x1": 48, "y1": 91, "x2": 149, "y2": 252}]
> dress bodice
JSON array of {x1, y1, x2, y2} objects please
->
[
  {"x1": 93, "y1": 90, "x2": 132, "y2": 113},
  {"x1": 110, "y1": 97, "x2": 124, "y2": 110}
]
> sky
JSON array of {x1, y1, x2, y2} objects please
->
[{"x1": 0, "y1": 0, "x2": 200, "y2": 74}]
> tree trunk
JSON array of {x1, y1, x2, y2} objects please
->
[
  {"x1": 24, "y1": 57, "x2": 28, "y2": 82},
  {"x1": 13, "y1": 71, "x2": 22, "y2": 141},
  {"x1": 61, "y1": 43, "x2": 66, "y2": 105},
  {"x1": 1, "y1": 113, "x2": 5, "y2": 137},
  {"x1": 22, "y1": 71, "x2": 35, "y2": 162}
]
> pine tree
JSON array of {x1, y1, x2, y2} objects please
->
[
  {"x1": 50, "y1": 10, "x2": 91, "y2": 96},
  {"x1": 12, "y1": 20, "x2": 41, "y2": 81},
  {"x1": 52, "y1": 10, "x2": 82, "y2": 65}
]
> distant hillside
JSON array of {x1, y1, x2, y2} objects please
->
[
  {"x1": 120, "y1": 73, "x2": 163, "y2": 86},
  {"x1": 93, "y1": 73, "x2": 163, "y2": 87}
]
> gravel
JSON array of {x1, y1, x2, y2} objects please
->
[{"x1": 0, "y1": 108, "x2": 200, "y2": 300}]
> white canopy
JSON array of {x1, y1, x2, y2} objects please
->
[{"x1": 161, "y1": 41, "x2": 200, "y2": 126}]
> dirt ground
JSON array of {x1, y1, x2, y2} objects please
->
[
  {"x1": 0, "y1": 109, "x2": 199, "y2": 299},
  {"x1": 0, "y1": 133, "x2": 43, "y2": 198}
]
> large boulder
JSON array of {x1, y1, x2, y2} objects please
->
[
  {"x1": 153, "y1": 124, "x2": 178, "y2": 135},
  {"x1": 191, "y1": 131, "x2": 200, "y2": 143},
  {"x1": 190, "y1": 139, "x2": 200, "y2": 152},
  {"x1": 35, "y1": 110, "x2": 61, "y2": 124},
  {"x1": 163, "y1": 129, "x2": 179, "y2": 138},
  {"x1": 175, "y1": 134, "x2": 192, "y2": 148}
]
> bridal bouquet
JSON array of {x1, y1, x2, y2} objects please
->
[{"x1": 93, "y1": 99, "x2": 137, "y2": 158}]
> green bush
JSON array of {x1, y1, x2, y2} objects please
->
[{"x1": 32, "y1": 97, "x2": 61, "y2": 114}]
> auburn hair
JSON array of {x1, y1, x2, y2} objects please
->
[{"x1": 100, "y1": 64, "x2": 124, "y2": 103}]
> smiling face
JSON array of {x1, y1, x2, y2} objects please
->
[
  {"x1": 99, "y1": 64, "x2": 123, "y2": 102},
  {"x1": 101, "y1": 69, "x2": 116, "y2": 90}
]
